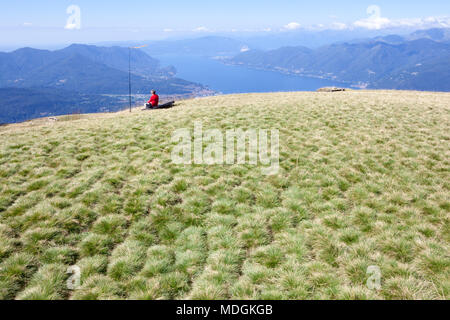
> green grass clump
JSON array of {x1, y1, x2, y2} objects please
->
[
  {"x1": 107, "y1": 240, "x2": 147, "y2": 281},
  {"x1": 16, "y1": 263, "x2": 68, "y2": 300},
  {"x1": 0, "y1": 90, "x2": 449, "y2": 300},
  {"x1": 0, "y1": 253, "x2": 37, "y2": 299}
]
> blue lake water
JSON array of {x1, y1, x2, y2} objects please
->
[{"x1": 156, "y1": 54, "x2": 346, "y2": 94}]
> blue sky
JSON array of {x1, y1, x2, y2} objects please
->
[{"x1": 1, "y1": 0, "x2": 449, "y2": 47}]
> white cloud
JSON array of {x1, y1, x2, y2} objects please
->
[
  {"x1": 283, "y1": 22, "x2": 301, "y2": 30},
  {"x1": 354, "y1": 15, "x2": 450, "y2": 30},
  {"x1": 193, "y1": 26, "x2": 209, "y2": 32},
  {"x1": 354, "y1": 5, "x2": 450, "y2": 30},
  {"x1": 421, "y1": 16, "x2": 450, "y2": 28},
  {"x1": 23, "y1": 22, "x2": 32, "y2": 27},
  {"x1": 354, "y1": 16, "x2": 391, "y2": 30},
  {"x1": 331, "y1": 22, "x2": 348, "y2": 30},
  {"x1": 163, "y1": 28, "x2": 173, "y2": 32}
]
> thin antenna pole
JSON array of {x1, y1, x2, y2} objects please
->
[
  {"x1": 128, "y1": 45, "x2": 147, "y2": 113},
  {"x1": 128, "y1": 47, "x2": 132, "y2": 113}
]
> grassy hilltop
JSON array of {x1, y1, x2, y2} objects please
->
[{"x1": 0, "y1": 91, "x2": 449, "y2": 300}]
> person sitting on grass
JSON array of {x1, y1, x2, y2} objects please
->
[{"x1": 146, "y1": 90, "x2": 159, "y2": 109}]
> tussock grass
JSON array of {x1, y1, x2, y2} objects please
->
[{"x1": 0, "y1": 90, "x2": 449, "y2": 300}]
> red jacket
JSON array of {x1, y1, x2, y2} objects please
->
[{"x1": 148, "y1": 94, "x2": 159, "y2": 107}]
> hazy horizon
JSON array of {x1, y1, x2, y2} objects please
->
[{"x1": 1, "y1": 0, "x2": 449, "y2": 50}]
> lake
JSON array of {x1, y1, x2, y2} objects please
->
[{"x1": 155, "y1": 54, "x2": 346, "y2": 94}]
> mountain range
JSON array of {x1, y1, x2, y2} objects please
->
[
  {"x1": 0, "y1": 44, "x2": 211, "y2": 123},
  {"x1": 98, "y1": 28, "x2": 444, "y2": 56},
  {"x1": 229, "y1": 29, "x2": 450, "y2": 91},
  {"x1": 0, "y1": 44, "x2": 204, "y2": 94}
]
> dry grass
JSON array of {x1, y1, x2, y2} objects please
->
[{"x1": 0, "y1": 90, "x2": 449, "y2": 300}]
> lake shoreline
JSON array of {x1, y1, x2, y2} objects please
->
[
  {"x1": 155, "y1": 54, "x2": 348, "y2": 94},
  {"x1": 217, "y1": 59, "x2": 366, "y2": 89}
]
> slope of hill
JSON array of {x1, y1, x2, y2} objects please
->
[
  {"x1": 7, "y1": 52, "x2": 200, "y2": 95},
  {"x1": 408, "y1": 28, "x2": 450, "y2": 42},
  {"x1": 59, "y1": 44, "x2": 164, "y2": 77},
  {"x1": 349, "y1": 28, "x2": 450, "y2": 45},
  {"x1": 0, "y1": 91, "x2": 448, "y2": 300},
  {"x1": 0, "y1": 88, "x2": 128, "y2": 124},
  {"x1": 229, "y1": 39, "x2": 450, "y2": 91},
  {"x1": 374, "y1": 55, "x2": 450, "y2": 90}
]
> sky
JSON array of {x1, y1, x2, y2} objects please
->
[{"x1": 1, "y1": 0, "x2": 449, "y2": 48}]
